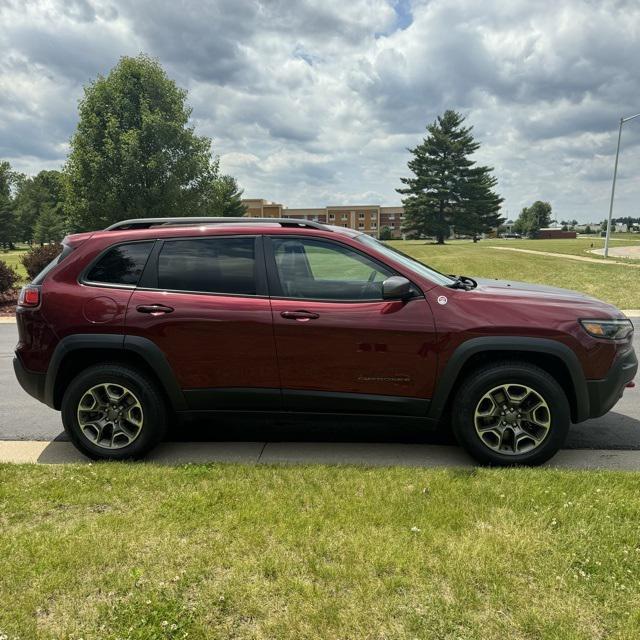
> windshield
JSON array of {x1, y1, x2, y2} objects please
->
[{"x1": 355, "y1": 235, "x2": 456, "y2": 286}]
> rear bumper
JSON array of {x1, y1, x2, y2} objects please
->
[
  {"x1": 13, "y1": 355, "x2": 46, "y2": 404},
  {"x1": 587, "y1": 346, "x2": 638, "y2": 419}
]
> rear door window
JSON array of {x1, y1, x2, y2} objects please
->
[
  {"x1": 157, "y1": 237, "x2": 257, "y2": 295},
  {"x1": 85, "y1": 242, "x2": 154, "y2": 286}
]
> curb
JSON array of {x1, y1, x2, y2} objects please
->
[{"x1": 3, "y1": 441, "x2": 640, "y2": 470}]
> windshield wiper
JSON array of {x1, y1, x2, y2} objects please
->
[{"x1": 447, "y1": 275, "x2": 478, "y2": 290}]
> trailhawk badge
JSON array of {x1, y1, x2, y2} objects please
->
[{"x1": 437, "y1": 295, "x2": 448, "y2": 305}]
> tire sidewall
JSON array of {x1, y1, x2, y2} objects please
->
[
  {"x1": 453, "y1": 364, "x2": 570, "y2": 466},
  {"x1": 61, "y1": 365, "x2": 167, "y2": 460}
]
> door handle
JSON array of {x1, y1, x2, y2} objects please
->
[
  {"x1": 136, "y1": 304, "x2": 174, "y2": 316},
  {"x1": 280, "y1": 310, "x2": 319, "y2": 321}
]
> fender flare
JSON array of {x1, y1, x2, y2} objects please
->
[
  {"x1": 45, "y1": 334, "x2": 186, "y2": 411},
  {"x1": 427, "y1": 336, "x2": 590, "y2": 423}
]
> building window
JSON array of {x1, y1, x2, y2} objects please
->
[
  {"x1": 329, "y1": 213, "x2": 335, "y2": 220},
  {"x1": 342, "y1": 214, "x2": 348, "y2": 220},
  {"x1": 390, "y1": 223, "x2": 396, "y2": 229},
  {"x1": 359, "y1": 212, "x2": 365, "y2": 219},
  {"x1": 371, "y1": 223, "x2": 377, "y2": 229},
  {"x1": 358, "y1": 222, "x2": 365, "y2": 229}
]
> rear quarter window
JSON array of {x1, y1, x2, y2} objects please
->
[
  {"x1": 85, "y1": 242, "x2": 154, "y2": 286},
  {"x1": 32, "y1": 244, "x2": 75, "y2": 285}
]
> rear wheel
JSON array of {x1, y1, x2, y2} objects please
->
[
  {"x1": 61, "y1": 364, "x2": 167, "y2": 460},
  {"x1": 452, "y1": 362, "x2": 570, "y2": 466}
]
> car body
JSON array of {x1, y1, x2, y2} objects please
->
[{"x1": 13, "y1": 217, "x2": 637, "y2": 464}]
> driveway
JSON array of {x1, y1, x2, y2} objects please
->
[{"x1": 2, "y1": 322, "x2": 638, "y2": 450}]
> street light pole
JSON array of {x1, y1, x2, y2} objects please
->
[{"x1": 604, "y1": 112, "x2": 640, "y2": 258}]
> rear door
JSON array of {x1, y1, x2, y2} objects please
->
[
  {"x1": 126, "y1": 235, "x2": 280, "y2": 410},
  {"x1": 265, "y1": 235, "x2": 438, "y2": 415}
]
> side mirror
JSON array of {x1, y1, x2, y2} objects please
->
[{"x1": 382, "y1": 276, "x2": 412, "y2": 300}]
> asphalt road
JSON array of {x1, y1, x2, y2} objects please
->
[{"x1": 1, "y1": 322, "x2": 638, "y2": 448}]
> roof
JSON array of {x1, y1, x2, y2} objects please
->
[{"x1": 69, "y1": 217, "x2": 364, "y2": 244}]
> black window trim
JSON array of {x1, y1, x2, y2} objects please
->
[
  {"x1": 79, "y1": 239, "x2": 157, "y2": 290},
  {"x1": 263, "y1": 234, "x2": 423, "y2": 303},
  {"x1": 32, "y1": 242, "x2": 76, "y2": 285},
  {"x1": 136, "y1": 234, "x2": 268, "y2": 298}
]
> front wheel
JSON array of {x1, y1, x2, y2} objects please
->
[
  {"x1": 61, "y1": 363, "x2": 168, "y2": 460},
  {"x1": 452, "y1": 362, "x2": 570, "y2": 466}
]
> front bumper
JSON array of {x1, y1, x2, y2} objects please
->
[
  {"x1": 13, "y1": 355, "x2": 46, "y2": 404},
  {"x1": 587, "y1": 346, "x2": 637, "y2": 419}
]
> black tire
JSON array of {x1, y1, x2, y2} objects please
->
[
  {"x1": 61, "y1": 363, "x2": 168, "y2": 460},
  {"x1": 452, "y1": 361, "x2": 570, "y2": 466}
]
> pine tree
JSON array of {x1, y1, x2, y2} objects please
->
[
  {"x1": 456, "y1": 170, "x2": 504, "y2": 241},
  {"x1": 34, "y1": 204, "x2": 65, "y2": 245},
  {"x1": 397, "y1": 110, "x2": 503, "y2": 244},
  {"x1": 15, "y1": 170, "x2": 65, "y2": 243},
  {"x1": 209, "y1": 175, "x2": 248, "y2": 217}
]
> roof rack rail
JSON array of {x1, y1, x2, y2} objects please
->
[{"x1": 105, "y1": 217, "x2": 330, "y2": 231}]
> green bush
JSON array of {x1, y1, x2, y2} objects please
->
[
  {"x1": 0, "y1": 259, "x2": 19, "y2": 295},
  {"x1": 21, "y1": 243, "x2": 62, "y2": 280}
]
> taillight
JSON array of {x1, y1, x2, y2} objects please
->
[{"x1": 18, "y1": 285, "x2": 41, "y2": 307}]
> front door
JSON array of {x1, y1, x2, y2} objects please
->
[
  {"x1": 126, "y1": 235, "x2": 280, "y2": 410},
  {"x1": 265, "y1": 235, "x2": 438, "y2": 415}
]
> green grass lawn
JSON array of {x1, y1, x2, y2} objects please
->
[
  {"x1": 0, "y1": 247, "x2": 28, "y2": 280},
  {"x1": 1, "y1": 463, "x2": 640, "y2": 639},
  {"x1": 393, "y1": 240, "x2": 640, "y2": 309}
]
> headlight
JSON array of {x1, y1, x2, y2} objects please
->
[{"x1": 580, "y1": 318, "x2": 634, "y2": 340}]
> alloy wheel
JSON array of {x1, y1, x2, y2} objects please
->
[
  {"x1": 77, "y1": 383, "x2": 144, "y2": 449},
  {"x1": 473, "y1": 383, "x2": 551, "y2": 455}
]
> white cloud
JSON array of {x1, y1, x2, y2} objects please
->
[{"x1": 1, "y1": 0, "x2": 639, "y2": 221}]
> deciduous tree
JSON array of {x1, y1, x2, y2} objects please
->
[
  {"x1": 65, "y1": 54, "x2": 222, "y2": 231},
  {"x1": 0, "y1": 161, "x2": 20, "y2": 249},
  {"x1": 513, "y1": 201, "x2": 553, "y2": 236}
]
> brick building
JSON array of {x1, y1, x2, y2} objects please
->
[{"x1": 242, "y1": 199, "x2": 405, "y2": 239}]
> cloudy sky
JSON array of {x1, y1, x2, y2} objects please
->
[{"x1": 1, "y1": 0, "x2": 639, "y2": 222}]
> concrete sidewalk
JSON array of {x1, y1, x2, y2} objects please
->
[
  {"x1": 590, "y1": 245, "x2": 640, "y2": 259},
  {"x1": 3, "y1": 440, "x2": 640, "y2": 470},
  {"x1": 487, "y1": 245, "x2": 640, "y2": 267}
]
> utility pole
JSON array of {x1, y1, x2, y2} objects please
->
[{"x1": 604, "y1": 113, "x2": 640, "y2": 257}]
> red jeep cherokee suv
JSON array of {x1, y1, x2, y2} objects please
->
[{"x1": 13, "y1": 217, "x2": 637, "y2": 465}]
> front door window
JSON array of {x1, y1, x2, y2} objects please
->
[{"x1": 271, "y1": 237, "x2": 393, "y2": 300}]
